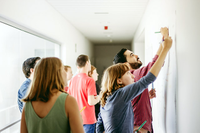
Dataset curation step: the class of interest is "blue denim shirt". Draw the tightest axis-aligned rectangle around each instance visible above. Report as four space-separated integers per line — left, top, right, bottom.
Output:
18 78 31 113
96 72 156 133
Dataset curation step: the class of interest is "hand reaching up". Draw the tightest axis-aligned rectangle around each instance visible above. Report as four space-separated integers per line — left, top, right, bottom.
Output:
162 36 173 50
160 27 169 39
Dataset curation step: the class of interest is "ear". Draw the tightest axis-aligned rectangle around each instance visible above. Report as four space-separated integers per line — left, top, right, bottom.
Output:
117 78 123 85
30 68 34 73
85 61 89 66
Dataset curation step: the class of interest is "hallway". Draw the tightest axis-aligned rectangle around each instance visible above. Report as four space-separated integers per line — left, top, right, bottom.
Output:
0 0 200 133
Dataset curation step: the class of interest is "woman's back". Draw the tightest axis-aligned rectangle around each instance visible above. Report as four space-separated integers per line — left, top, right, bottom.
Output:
25 92 71 133
20 57 84 133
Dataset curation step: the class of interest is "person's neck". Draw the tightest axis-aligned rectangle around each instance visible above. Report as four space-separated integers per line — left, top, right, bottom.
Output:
128 64 135 71
66 80 70 87
28 75 33 80
125 62 136 71
130 68 135 71
79 67 88 75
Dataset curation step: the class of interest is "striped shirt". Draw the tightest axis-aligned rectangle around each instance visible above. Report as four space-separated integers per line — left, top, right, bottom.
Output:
17 78 31 113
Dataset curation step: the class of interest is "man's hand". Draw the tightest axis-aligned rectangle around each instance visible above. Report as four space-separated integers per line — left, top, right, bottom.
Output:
88 95 100 105
94 95 100 101
160 27 169 38
149 88 156 99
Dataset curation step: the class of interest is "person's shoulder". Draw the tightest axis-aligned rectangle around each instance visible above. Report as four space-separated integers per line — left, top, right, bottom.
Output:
61 92 69 96
72 74 79 79
23 78 31 84
86 76 95 82
65 95 77 105
74 73 87 78
105 89 123 104
80 73 93 80
111 88 123 97
19 79 31 91
70 74 79 82
86 75 93 80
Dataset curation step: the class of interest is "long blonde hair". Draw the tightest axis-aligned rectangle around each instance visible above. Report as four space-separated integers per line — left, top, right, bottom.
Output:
100 63 129 107
23 57 65 102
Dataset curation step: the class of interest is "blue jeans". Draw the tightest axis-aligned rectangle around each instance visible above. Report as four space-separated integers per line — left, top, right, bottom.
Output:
83 124 95 133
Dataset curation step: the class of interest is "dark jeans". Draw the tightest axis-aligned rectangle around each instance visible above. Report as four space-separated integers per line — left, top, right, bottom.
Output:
83 124 95 133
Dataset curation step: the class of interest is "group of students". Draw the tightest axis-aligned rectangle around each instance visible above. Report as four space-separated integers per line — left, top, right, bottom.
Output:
17 27 172 133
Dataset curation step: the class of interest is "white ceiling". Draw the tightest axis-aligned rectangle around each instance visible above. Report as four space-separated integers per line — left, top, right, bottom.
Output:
46 0 149 44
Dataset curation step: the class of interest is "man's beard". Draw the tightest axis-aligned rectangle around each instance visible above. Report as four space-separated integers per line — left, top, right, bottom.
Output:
129 62 142 69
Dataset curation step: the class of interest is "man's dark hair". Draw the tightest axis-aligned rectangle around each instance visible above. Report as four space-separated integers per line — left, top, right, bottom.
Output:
113 48 127 64
22 57 41 78
76 55 89 68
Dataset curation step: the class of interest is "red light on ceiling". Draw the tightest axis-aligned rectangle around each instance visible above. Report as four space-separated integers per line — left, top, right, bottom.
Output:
104 26 108 30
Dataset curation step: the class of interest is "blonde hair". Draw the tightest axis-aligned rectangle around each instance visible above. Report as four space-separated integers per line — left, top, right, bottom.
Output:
88 65 96 77
100 63 129 107
64 65 71 72
23 57 65 102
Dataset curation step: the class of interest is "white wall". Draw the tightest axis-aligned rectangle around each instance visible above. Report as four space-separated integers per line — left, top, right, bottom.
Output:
0 0 93 73
0 22 61 132
133 0 200 132
0 0 93 132
176 0 200 133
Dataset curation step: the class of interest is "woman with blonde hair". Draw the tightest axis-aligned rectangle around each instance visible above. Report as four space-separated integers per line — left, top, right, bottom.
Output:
20 57 84 133
96 36 172 132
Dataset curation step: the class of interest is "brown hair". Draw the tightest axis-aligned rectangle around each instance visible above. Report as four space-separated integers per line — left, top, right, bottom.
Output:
76 55 89 68
23 57 65 102
22 57 41 78
64 65 71 72
88 65 96 77
100 63 129 107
